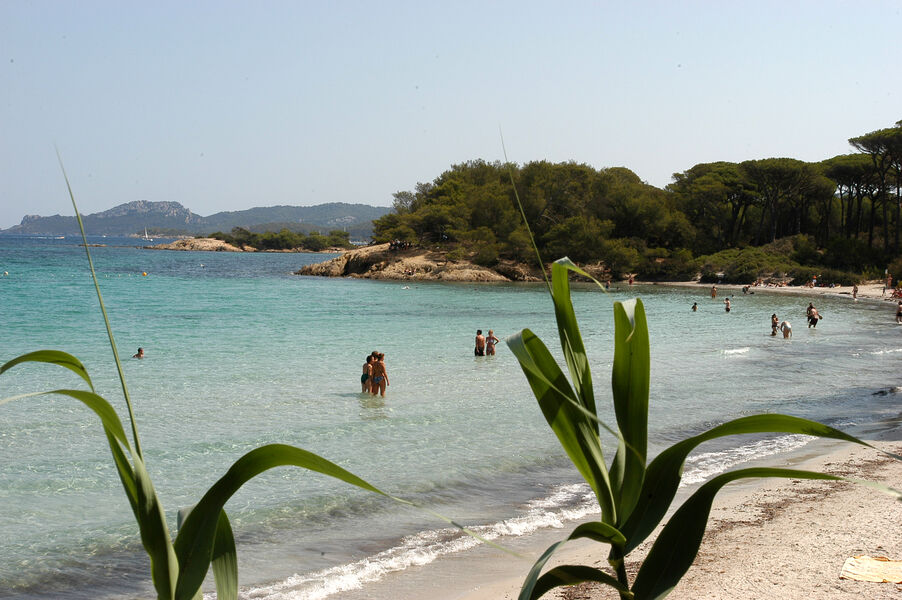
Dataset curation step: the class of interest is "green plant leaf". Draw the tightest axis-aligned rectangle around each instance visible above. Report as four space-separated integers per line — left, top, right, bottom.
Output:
550 259 596 419
173 444 393 600
520 521 626 600
608 299 649 525
619 414 872 554
211 511 238 600
506 329 616 522
132 455 179 600
632 467 902 600
524 565 632 600
1 350 95 392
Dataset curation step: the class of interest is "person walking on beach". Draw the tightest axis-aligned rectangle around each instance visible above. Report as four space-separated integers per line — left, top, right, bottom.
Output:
361 355 373 393
370 353 389 397
711 285 717 299
780 320 792 338
771 314 779 336
853 284 859 300
475 330 486 356
724 298 731 312
486 330 500 355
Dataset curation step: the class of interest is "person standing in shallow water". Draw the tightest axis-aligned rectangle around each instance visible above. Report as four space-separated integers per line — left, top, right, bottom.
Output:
692 302 698 312
724 298 731 312
780 320 792 338
711 285 717 299
370 353 388 397
475 330 486 356
361 355 373 393
486 330 500 355
771 314 779 336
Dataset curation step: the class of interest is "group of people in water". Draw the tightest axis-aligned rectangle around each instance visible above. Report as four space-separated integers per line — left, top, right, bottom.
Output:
475 329 500 356
361 351 389 397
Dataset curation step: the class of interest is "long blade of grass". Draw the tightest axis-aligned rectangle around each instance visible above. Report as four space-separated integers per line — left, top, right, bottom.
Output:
1 350 95 392
608 299 649 524
506 329 616 522
56 152 144 458
519 521 626 600
499 129 551 291
619 414 879 554
631 467 902 600
525 565 633 600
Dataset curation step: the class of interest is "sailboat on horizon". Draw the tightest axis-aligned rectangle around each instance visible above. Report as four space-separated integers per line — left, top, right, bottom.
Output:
142 228 153 242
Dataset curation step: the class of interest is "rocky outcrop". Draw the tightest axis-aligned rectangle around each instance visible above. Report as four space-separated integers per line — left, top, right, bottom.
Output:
296 244 544 282
145 238 245 252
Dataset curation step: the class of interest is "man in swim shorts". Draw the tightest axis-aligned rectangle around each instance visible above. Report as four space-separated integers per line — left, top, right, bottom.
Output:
475 330 486 356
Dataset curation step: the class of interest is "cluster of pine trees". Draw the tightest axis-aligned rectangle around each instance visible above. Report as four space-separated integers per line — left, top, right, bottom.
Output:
373 120 902 283
209 227 353 251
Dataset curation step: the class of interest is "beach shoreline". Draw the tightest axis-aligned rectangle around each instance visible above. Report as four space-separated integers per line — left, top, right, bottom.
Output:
429 433 902 600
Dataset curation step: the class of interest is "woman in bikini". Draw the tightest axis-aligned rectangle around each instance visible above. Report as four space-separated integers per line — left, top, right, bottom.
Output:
370 353 389 397
486 330 500 355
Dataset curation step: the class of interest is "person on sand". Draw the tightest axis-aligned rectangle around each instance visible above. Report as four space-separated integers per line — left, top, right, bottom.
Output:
475 330 486 356
361 355 373 393
724 298 731 313
711 285 717 299
370 353 389 397
486 330 500 355
628 275 634 285
853 284 859 300
692 302 698 312
132 347 144 359
780 320 792 338
771 314 779 336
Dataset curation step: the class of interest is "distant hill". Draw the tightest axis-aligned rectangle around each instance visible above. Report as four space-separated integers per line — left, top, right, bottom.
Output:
1 201 392 239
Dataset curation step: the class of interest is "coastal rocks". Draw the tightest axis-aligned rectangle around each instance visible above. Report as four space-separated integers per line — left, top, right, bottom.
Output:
146 238 245 252
296 243 519 282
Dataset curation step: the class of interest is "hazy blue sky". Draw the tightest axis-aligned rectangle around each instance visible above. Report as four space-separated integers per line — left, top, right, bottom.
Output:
1 1 899 229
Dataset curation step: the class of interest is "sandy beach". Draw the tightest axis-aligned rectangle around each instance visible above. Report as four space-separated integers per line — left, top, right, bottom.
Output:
451 436 902 600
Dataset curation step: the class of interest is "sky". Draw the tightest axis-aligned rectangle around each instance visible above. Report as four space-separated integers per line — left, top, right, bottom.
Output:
1 1 900 229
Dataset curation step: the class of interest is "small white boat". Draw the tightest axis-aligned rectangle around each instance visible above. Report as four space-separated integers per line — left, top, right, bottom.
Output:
142 228 154 242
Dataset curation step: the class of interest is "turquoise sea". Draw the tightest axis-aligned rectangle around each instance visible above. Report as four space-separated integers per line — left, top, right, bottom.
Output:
1 235 900 599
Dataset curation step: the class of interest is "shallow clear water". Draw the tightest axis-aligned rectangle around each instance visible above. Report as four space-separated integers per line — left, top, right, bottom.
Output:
0 236 900 599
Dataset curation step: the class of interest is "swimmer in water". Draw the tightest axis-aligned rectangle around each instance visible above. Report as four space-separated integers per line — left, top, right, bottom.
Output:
724 298 731 312
897 301 902 324
780 320 792 338
132 347 144 359
692 302 698 312
771 314 779 336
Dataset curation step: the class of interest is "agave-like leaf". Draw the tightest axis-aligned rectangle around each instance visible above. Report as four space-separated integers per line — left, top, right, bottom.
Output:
519 521 626 600
173 444 395 600
525 565 633 600
132 454 179 599
1 350 95 392
632 467 902 600
619 414 876 554
211 511 238 600
549 259 597 419
608 299 649 525
507 329 616 522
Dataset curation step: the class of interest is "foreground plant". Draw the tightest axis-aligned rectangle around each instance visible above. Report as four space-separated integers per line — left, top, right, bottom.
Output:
507 258 901 600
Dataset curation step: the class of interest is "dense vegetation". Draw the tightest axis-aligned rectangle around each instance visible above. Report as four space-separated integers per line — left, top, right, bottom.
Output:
373 120 902 283
209 227 353 251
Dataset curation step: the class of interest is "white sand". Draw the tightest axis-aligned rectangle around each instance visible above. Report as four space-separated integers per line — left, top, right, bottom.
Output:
450 437 902 600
